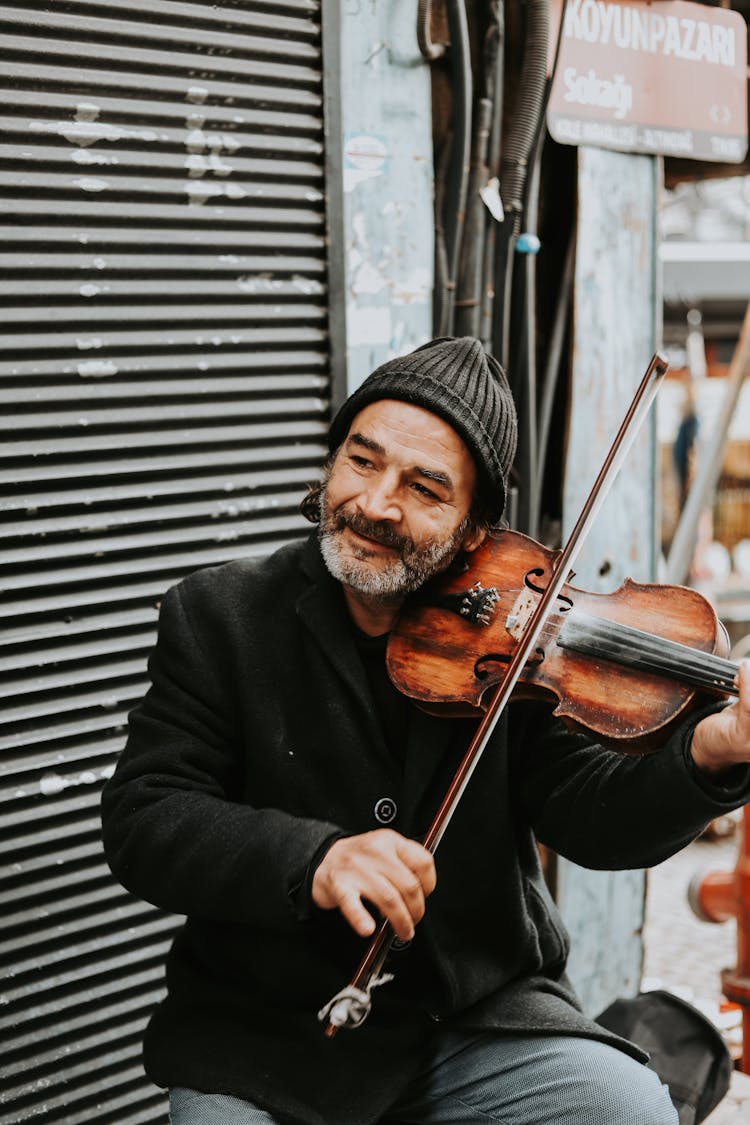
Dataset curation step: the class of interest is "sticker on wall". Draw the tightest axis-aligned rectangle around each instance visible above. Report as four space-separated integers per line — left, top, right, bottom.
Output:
343 132 389 192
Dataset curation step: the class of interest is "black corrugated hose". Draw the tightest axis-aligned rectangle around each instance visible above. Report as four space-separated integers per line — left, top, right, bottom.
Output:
494 0 551 375
479 0 505 352
508 0 570 536
422 0 570 534
422 0 472 336
455 95 493 339
455 0 507 341
440 0 473 336
532 227 576 536
417 0 447 60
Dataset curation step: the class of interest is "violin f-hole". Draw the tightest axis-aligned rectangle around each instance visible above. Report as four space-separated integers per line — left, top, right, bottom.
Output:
524 568 574 613
524 567 545 594
474 649 545 682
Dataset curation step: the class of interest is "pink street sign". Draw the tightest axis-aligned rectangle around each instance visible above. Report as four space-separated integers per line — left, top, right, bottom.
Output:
547 0 748 162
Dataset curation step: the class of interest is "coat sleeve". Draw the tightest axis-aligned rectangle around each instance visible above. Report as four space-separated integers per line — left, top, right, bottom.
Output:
100 578 344 929
509 699 750 870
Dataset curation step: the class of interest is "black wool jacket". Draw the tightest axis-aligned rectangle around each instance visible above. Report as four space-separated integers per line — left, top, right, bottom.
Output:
101 534 749 1125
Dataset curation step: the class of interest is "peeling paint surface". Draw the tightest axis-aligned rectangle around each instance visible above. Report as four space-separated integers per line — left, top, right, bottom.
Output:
77 360 118 378
340 3 433 387
73 177 109 192
184 180 247 203
557 146 659 1019
564 148 658 589
71 149 119 166
39 767 110 797
186 85 209 105
184 152 233 177
29 102 160 147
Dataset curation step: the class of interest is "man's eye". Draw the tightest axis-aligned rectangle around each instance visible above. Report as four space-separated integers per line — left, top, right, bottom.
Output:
412 482 440 501
351 455 372 468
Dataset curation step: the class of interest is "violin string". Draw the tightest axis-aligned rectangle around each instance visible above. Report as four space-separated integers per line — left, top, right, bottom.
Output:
554 609 739 695
561 613 739 691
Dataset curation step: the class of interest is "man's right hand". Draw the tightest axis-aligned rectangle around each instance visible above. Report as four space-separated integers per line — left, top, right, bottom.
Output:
311 829 437 941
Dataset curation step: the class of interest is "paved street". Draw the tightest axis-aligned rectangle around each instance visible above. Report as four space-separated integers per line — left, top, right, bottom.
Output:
643 826 750 1121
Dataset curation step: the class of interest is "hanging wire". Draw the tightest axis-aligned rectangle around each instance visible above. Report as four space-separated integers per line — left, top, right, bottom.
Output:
417 0 447 60
479 0 506 351
439 0 473 335
496 0 571 535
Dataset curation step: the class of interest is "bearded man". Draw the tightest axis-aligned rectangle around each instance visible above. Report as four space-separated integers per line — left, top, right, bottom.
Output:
101 337 750 1125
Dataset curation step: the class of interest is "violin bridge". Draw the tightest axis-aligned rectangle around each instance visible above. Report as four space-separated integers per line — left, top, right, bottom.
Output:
505 590 538 640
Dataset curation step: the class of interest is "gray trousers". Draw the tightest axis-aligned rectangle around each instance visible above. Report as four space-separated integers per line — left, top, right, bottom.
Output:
169 1028 678 1125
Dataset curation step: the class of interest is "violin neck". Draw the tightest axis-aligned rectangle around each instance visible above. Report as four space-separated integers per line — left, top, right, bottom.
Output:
558 611 739 698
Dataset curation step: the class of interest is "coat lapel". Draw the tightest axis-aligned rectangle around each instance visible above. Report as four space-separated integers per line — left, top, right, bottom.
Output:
296 535 390 765
296 534 462 809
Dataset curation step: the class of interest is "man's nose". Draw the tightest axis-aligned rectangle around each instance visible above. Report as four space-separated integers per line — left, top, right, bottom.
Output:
356 475 401 523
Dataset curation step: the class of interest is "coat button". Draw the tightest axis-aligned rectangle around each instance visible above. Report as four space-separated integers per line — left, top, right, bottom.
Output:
374 797 397 824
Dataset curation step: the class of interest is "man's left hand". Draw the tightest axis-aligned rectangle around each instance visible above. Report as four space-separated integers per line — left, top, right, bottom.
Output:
690 659 750 775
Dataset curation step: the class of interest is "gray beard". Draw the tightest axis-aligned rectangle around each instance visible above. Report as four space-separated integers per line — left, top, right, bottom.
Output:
318 493 471 600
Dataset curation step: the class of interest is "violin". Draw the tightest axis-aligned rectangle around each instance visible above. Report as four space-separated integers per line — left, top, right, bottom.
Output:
387 528 739 754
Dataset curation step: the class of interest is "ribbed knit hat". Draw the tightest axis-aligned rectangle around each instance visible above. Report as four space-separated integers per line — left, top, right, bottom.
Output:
328 336 517 523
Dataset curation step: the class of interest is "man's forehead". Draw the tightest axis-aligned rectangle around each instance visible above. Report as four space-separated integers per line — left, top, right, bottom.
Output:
345 398 465 451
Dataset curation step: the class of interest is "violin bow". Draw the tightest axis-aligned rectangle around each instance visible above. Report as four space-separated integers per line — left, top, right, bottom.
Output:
318 352 670 1037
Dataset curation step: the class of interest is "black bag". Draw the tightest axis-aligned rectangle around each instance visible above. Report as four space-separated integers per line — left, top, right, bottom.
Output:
597 989 733 1124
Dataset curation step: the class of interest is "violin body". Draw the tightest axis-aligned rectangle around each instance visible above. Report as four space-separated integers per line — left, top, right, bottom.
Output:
387 530 732 753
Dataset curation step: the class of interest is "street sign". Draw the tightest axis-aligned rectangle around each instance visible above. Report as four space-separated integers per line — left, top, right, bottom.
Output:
547 0 748 162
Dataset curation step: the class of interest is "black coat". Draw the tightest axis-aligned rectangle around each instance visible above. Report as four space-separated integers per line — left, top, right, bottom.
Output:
101 534 749 1124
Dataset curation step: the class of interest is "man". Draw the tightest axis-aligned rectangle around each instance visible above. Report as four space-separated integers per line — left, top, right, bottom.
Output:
101 337 750 1125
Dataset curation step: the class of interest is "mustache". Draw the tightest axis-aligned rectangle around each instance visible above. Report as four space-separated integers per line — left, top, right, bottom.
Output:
328 508 415 554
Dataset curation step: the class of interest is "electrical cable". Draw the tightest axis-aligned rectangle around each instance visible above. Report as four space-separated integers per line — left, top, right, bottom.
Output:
493 0 550 371
440 0 473 335
480 0 506 351
417 0 447 60
455 96 493 338
533 227 576 537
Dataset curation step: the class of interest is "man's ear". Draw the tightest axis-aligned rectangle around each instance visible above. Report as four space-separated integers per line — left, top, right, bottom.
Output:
461 525 488 554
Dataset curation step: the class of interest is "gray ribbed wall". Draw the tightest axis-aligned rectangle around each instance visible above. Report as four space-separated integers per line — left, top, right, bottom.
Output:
0 1 330 1119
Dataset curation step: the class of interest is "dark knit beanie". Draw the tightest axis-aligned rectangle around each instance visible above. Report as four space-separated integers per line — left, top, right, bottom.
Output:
328 336 517 523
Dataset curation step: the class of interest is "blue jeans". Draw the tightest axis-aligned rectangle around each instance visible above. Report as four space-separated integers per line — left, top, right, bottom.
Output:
169 1028 678 1124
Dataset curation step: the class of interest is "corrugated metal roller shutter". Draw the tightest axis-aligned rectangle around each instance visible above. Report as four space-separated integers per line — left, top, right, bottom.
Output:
1 1 330 1120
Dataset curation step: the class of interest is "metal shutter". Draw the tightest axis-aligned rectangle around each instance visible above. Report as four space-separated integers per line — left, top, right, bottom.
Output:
1 1 330 1120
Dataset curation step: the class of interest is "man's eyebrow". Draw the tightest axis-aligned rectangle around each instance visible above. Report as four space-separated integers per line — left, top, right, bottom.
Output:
347 432 384 455
416 466 454 493
347 431 455 493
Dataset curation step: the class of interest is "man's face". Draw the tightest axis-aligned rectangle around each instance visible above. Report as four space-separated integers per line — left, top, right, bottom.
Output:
318 399 485 600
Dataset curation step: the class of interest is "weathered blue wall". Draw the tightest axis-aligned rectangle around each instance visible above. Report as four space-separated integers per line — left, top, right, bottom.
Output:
337 1 434 390
557 146 660 1015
